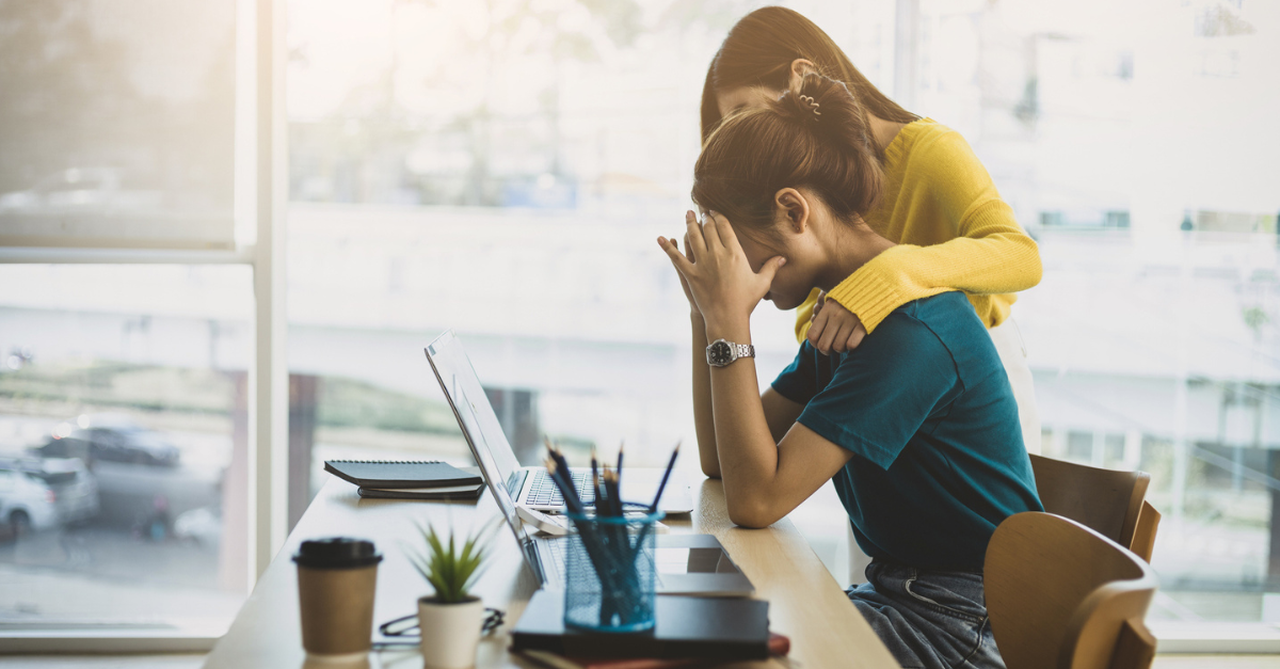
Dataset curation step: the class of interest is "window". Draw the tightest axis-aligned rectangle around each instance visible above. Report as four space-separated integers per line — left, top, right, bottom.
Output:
280 1 1280 645
0 0 272 649
0 265 252 633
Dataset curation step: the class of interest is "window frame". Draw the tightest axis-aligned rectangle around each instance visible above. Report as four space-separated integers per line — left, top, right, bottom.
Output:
0 0 287 652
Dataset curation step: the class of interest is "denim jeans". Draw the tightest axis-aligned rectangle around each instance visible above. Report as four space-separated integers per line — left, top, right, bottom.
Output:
846 561 1005 669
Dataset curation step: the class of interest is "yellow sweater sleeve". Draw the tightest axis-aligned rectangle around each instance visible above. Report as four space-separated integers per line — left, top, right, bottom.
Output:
802 129 1042 338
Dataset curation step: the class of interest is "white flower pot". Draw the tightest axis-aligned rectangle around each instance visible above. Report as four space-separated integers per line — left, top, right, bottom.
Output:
417 596 485 669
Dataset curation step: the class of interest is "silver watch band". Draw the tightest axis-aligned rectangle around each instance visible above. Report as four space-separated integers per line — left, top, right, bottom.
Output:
706 338 756 367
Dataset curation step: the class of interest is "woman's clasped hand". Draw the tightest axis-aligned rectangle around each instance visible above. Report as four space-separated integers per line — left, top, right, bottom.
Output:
658 210 785 330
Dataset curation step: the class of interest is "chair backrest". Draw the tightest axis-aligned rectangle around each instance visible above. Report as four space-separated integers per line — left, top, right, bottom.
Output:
986 512 1159 669
1030 454 1151 551
1129 501 1161 563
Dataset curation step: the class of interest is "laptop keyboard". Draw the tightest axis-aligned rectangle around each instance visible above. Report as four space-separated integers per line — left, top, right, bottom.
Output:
526 469 595 508
545 536 569 577
542 532 664 587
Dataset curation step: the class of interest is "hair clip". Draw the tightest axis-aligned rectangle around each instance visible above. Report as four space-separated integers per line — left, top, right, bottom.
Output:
798 94 821 118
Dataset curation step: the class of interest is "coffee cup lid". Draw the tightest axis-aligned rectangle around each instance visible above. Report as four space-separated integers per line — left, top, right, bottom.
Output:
293 537 383 569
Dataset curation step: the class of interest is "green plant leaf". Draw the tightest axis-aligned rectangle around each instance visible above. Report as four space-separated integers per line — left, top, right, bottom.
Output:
407 517 499 603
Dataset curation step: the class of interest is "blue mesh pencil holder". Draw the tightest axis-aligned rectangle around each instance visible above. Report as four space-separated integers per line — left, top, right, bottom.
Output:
562 508 664 633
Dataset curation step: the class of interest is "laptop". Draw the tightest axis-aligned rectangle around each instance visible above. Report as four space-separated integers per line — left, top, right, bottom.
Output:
425 330 692 514
425 330 755 597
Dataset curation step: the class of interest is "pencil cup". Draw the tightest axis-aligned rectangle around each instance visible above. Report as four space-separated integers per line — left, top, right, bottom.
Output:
562 509 663 633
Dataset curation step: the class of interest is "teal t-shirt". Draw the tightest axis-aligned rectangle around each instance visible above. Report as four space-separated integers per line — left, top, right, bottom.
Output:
772 291 1042 571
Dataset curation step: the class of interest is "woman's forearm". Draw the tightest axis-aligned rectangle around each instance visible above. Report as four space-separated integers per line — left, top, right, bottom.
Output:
690 314 720 478
704 318 782 527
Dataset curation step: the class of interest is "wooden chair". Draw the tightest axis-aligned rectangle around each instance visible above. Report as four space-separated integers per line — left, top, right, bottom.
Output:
985 512 1159 669
1130 501 1161 563
1030 454 1152 557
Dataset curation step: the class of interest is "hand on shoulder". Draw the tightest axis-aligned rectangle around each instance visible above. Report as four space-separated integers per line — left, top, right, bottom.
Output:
807 291 867 355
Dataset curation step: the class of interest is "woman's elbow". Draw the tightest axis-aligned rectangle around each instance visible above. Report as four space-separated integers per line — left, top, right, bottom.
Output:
726 499 776 529
700 461 722 479
1018 236 1043 289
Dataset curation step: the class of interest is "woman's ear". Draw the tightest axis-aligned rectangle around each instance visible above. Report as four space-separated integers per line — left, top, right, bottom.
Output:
788 58 817 89
774 188 810 233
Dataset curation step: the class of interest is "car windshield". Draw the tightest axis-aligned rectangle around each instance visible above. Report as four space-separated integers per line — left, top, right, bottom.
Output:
33 471 77 485
128 431 166 448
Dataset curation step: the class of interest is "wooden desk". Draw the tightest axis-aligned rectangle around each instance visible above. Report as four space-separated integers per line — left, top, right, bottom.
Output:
203 477 900 669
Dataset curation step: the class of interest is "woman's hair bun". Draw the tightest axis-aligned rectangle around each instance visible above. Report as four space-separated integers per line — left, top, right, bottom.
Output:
692 72 884 236
779 73 875 154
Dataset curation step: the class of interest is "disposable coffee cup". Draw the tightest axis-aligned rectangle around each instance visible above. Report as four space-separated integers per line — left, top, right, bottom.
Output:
293 537 383 661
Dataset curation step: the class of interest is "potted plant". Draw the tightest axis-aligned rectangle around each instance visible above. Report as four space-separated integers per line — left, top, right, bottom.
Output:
408 519 498 669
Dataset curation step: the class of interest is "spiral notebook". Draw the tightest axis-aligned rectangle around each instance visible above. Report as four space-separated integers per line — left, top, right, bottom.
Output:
323 459 483 489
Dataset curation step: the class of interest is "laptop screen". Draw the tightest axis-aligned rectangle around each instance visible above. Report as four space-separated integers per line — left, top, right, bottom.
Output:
425 330 531 545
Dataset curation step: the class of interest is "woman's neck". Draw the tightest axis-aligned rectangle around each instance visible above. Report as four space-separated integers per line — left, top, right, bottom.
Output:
866 112 909 154
817 224 896 292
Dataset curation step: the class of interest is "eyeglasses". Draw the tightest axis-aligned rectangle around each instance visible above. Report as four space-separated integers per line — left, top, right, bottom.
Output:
372 608 506 650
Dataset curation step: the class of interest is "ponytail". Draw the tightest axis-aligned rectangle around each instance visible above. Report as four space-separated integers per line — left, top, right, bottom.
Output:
692 73 884 237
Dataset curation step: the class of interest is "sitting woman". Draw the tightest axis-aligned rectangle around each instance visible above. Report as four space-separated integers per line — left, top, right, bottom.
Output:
701 6 1044 454
658 73 1042 669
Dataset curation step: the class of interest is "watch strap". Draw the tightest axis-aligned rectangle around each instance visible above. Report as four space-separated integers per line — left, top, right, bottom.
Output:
706 339 755 367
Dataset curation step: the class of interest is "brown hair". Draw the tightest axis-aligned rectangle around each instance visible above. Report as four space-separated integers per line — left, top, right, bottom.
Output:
700 6 915 144
692 73 883 237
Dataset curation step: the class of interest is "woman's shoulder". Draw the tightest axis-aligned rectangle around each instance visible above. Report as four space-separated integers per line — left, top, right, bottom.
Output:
887 119 992 192
890 119 978 168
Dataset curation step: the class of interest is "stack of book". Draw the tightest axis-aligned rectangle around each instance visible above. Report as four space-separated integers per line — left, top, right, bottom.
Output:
517 633 791 669
511 590 789 669
324 459 484 500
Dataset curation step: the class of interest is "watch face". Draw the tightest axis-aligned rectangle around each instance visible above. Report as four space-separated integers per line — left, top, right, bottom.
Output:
708 341 733 366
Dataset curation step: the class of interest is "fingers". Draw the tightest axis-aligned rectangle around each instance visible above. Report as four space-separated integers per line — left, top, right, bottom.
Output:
756 255 786 283
845 324 867 351
807 307 829 351
814 314 843 355
700 210 724 249
684 210 708 258
657 236 694 275
708 210 741 253
828 318 856 354
682 232 695 263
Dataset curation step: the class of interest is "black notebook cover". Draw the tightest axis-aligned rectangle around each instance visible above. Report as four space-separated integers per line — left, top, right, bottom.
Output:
323 460 482 489
357 483 484 500
511 590 770 660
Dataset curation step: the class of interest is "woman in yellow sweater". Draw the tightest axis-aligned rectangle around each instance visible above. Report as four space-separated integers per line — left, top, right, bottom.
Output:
701 7 1043 453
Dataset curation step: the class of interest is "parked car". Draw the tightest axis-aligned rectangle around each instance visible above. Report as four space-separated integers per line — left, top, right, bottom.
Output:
0 457 99 525
35 414 180 467
173 504 221 547
0 469 59 538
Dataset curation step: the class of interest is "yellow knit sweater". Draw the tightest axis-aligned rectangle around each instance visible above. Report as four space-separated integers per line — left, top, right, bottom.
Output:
795 118 1042 340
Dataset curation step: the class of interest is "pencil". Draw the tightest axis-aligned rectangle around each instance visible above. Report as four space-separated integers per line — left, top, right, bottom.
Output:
604 468 621 517
647 442 680 514
545 438 579 502
545 457 584 515
591 447 603 511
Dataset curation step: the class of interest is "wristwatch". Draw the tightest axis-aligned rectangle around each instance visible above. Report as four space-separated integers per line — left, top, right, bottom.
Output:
706 338 755 367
